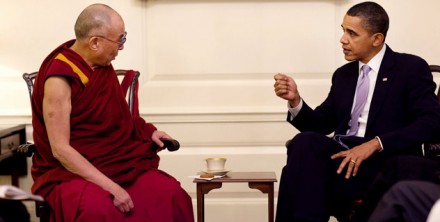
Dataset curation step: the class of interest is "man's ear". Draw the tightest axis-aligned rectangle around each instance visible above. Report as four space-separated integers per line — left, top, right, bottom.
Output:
89 37 99 50
372 33 385 47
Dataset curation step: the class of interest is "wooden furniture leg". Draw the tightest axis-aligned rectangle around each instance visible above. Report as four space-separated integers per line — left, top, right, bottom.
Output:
197 182 222 222
249 182 275 222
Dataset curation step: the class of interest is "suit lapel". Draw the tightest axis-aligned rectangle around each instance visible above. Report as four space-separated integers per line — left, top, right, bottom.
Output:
366 46 397 132
345 63 360 111
335 62 360 135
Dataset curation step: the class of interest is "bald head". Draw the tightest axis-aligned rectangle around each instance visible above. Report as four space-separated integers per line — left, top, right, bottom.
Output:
74 4 123 40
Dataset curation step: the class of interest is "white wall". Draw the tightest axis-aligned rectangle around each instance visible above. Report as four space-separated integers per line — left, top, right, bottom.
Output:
1 0 440 221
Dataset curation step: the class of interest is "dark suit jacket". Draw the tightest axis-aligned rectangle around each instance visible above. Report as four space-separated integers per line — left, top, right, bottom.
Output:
289 45 440 155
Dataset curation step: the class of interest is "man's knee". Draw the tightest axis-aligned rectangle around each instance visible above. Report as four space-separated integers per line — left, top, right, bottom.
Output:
159 177 188 199
387 181 437 200
136 170 188 200
388 181 419 195
80 202 118 219
76 183 120 220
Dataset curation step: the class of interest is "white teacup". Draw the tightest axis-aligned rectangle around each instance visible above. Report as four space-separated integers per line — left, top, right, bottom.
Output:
205 157 226 171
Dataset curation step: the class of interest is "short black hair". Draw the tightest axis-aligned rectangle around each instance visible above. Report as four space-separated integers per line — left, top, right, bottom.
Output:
347 1 389 38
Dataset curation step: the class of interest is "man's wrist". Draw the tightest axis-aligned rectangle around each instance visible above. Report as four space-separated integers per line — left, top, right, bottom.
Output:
289 97 301 108
287 99 303 120
375 136 384 152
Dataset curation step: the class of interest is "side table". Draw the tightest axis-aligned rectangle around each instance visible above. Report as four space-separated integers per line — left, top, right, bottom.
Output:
193 171 277 222
0 124 27 187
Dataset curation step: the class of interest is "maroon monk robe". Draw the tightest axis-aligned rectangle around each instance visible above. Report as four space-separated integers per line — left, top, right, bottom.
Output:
31 40 194 222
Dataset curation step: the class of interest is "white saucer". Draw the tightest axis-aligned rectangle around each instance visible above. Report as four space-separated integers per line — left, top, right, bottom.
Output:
202 169 230 176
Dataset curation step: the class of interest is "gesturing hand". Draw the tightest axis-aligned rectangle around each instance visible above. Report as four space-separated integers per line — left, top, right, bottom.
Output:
331 138 381 179
273 73 301 107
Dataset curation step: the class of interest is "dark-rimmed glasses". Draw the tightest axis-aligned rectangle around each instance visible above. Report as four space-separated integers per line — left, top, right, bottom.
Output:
94 31 127 50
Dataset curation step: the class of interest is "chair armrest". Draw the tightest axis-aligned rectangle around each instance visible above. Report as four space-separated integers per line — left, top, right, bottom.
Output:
153 139 180 152
14 142 36 157
0 142 35 162
424 142 440 159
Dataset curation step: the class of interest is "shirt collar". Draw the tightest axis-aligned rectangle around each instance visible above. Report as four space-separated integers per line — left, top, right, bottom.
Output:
359 44 387 74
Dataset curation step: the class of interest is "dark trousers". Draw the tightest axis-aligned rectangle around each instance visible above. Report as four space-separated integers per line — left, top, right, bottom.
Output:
368 181 440 222
275 132 382 222
352 155 440 222
0 199 30 222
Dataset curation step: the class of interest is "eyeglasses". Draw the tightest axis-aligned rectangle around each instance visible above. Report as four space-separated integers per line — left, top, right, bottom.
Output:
94 31 127 50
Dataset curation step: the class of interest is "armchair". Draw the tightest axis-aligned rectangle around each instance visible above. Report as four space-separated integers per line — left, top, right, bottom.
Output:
282 65 440 222
423 65 440 158
18 70 179 222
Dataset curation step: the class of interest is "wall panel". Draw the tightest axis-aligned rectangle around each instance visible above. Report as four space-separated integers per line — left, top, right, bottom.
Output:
0 1 439 221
